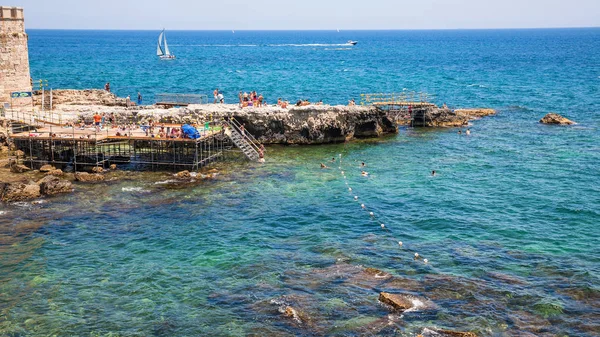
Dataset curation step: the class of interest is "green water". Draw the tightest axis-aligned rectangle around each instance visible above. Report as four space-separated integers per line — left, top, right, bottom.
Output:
1 111 599 336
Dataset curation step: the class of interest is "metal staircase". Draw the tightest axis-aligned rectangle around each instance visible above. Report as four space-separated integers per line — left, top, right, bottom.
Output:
224 118 261 161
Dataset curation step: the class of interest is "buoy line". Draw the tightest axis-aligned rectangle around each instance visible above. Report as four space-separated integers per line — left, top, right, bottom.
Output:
334 150 430 266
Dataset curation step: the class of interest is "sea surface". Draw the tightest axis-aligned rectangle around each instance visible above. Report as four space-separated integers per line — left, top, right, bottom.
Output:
1 29 600 336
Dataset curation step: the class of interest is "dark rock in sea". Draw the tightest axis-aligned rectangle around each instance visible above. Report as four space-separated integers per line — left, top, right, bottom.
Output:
37 175 72 196
39 164 55 173
74 172 105 182
539 113 575 125
421 327 478 337
378 292 415 311
0 181 41 202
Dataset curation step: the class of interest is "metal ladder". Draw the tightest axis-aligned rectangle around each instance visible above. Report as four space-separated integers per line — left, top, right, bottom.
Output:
224 118 261 161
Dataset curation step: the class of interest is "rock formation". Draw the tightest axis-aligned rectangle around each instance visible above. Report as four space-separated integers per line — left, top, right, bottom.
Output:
74 172 105 182
378 292 416 311
37 175 72 195
39 164 55 172
33 89 129 107
540 113 575 125
0 181 40 202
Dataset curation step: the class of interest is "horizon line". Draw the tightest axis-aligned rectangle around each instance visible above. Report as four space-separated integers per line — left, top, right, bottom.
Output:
24 26 600 32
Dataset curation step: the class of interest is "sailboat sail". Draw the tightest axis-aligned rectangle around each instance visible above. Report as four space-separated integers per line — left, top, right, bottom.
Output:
157 29 175 59
157 31 164 56
163 31 170 56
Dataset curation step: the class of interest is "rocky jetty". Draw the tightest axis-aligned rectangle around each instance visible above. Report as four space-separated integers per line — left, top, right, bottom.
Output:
540 113 575 125
33 89 130 107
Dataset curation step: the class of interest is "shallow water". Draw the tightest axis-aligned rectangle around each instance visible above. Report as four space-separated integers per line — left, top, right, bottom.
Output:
1 29 600 336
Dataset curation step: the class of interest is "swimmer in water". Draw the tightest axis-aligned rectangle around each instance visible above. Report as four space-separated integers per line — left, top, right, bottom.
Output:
458 130 462 135
431 170 436 176
466 129 471 135
361 171 369 176
361 162 366 168
331 157 336 162
321 163 328 169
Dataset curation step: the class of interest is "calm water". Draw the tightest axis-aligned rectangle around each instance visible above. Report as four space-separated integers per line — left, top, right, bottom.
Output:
1 29 599 336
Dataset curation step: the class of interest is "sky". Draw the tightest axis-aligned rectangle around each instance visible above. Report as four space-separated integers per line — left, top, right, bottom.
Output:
3 0 600 30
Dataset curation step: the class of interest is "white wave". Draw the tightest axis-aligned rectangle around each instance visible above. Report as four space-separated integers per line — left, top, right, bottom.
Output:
403 298 426 313
268 43 351 47
121 187 150 193
467 84 488 88
154 179 179 185
171 44 258 47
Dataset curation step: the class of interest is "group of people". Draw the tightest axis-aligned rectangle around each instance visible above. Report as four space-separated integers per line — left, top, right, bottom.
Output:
238 91 264 107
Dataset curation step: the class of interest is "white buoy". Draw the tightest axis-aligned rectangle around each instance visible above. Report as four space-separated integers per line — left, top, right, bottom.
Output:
398 241 403 246
354 196 358 200
424 259 429 264
369 212 374 216
361 204 365 209
381 224 385 229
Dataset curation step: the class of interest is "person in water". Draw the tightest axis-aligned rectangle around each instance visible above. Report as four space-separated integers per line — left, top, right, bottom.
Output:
331 157 336 162
361 162 366 168
466 129 471 135
361 171 369 176
431 170 436 176
320 163 328 169
458 130 462 135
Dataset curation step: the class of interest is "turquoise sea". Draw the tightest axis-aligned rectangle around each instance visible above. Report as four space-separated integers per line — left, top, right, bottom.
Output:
1 29 600 336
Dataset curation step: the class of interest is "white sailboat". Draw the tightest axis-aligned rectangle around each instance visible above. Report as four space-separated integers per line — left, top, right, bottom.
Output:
157 29 175 60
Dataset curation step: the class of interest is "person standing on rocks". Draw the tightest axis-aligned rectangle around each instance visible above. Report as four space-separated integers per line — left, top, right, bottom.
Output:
93 113 102 132
137 92 142 105
104 82 110 92
213 88 219 104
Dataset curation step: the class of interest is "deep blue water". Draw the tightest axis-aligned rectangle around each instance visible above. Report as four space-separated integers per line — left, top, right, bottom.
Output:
1 29 599 336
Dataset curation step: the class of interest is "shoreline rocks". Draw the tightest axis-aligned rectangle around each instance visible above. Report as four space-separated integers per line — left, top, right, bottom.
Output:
37 175 73 196
540 113 575 125
74 172 105 182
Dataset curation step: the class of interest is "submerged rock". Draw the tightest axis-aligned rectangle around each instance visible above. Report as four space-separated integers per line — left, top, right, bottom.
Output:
539 113 575 125
0 182 41 202
74 172 105 182
37 175 73 196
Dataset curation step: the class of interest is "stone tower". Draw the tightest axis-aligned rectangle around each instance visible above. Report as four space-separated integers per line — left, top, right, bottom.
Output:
0 6 32 106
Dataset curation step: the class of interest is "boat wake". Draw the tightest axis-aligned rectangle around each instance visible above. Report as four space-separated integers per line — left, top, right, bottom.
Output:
175 43 354 48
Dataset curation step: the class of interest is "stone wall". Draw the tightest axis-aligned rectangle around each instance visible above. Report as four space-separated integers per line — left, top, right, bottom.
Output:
0 7 32 106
